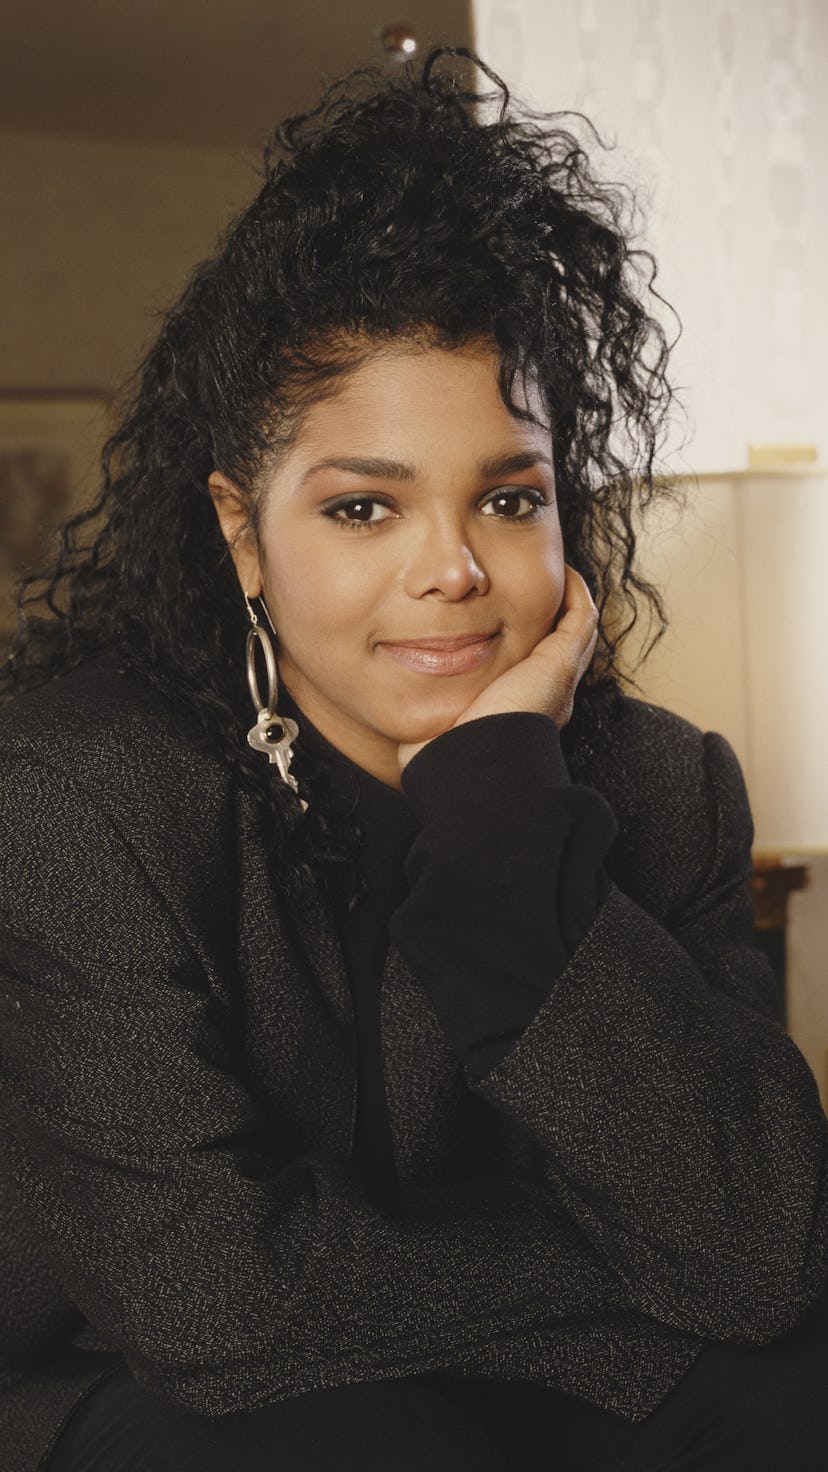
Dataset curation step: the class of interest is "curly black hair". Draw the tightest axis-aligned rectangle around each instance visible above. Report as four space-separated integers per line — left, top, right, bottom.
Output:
2 47 681 908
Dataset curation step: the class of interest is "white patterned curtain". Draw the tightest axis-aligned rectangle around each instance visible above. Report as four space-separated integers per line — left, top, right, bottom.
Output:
471 0 827 475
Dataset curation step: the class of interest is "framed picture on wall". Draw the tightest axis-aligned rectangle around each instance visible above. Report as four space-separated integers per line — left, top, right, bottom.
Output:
0 392 112 656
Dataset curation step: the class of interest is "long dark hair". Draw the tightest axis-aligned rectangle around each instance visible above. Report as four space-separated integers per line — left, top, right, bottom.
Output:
1 48 681 903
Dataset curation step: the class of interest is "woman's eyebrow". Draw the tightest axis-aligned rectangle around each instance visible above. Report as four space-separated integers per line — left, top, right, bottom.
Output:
298 450 553 487
478 451 554 478
298 456 417 486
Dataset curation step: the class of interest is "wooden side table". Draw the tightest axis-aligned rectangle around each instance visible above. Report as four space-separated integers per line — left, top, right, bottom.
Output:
748 858 809 1028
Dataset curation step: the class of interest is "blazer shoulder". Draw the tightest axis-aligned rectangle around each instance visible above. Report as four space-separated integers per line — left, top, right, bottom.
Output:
0 659 240 910
0 660 245 972
0 656 229 804
590 692 750 918
585 692 709 806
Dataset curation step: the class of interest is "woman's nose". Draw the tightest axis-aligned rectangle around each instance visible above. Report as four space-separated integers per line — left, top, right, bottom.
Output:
401 518 490 600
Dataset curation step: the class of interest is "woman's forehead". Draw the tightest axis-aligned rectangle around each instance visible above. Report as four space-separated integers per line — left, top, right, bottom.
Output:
252 337 553 498
288 339 550 440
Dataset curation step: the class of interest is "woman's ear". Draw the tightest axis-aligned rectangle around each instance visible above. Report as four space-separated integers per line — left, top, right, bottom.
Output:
208 471 263 599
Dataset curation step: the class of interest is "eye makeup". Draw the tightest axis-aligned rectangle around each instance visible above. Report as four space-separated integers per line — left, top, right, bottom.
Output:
321 486 551 532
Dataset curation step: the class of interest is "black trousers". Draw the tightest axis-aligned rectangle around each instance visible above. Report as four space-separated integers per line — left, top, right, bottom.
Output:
45 1284 828 1472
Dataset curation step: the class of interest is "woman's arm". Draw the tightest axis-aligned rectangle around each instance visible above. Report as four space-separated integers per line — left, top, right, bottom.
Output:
391 710 618 1078
0 750 657 1417
391 713 828 1344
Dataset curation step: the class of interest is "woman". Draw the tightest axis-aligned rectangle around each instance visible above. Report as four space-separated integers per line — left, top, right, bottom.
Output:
1 47 827 1472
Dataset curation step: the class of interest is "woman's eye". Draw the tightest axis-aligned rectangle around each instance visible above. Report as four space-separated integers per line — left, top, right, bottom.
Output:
480 488 547 519
323 487 547 530
324 498 395 530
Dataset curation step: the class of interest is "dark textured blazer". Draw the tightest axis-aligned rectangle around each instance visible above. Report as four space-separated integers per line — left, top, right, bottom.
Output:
1 657 827 1472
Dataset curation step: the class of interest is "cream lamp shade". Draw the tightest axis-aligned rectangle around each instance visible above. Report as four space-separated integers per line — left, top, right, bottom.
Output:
624 470 828 860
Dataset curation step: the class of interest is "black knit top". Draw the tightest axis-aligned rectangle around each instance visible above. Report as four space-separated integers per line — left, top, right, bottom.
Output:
281 695 618 1192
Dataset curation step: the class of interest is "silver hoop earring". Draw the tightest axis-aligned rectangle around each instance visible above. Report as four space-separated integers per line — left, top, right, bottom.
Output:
244 594 307 813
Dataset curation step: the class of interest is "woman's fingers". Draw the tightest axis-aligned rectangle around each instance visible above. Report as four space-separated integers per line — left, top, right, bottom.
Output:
550 564 600 654
535 565 600 716
486 564 597 727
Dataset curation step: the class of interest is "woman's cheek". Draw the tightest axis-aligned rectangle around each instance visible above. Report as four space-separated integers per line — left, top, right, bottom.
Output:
525 567 567 643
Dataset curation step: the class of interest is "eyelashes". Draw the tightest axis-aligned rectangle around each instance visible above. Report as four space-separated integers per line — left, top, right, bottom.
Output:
323 497 395 530
321 487 551 533
482 489 549 521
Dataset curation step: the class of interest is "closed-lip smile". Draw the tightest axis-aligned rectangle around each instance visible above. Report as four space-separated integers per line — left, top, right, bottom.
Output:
381 633 496 650
377 632 499 676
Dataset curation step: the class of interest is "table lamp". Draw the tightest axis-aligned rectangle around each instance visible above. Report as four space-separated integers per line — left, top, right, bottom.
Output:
621 461 827 1024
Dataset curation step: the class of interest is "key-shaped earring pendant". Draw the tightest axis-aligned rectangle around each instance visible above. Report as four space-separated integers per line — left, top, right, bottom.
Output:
247 710 299 774
247 711 308 811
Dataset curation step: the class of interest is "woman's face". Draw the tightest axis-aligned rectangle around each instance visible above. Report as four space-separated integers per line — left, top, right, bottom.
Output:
211 340 565 788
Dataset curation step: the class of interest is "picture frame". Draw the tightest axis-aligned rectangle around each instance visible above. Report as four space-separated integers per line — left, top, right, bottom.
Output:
0 391 112 654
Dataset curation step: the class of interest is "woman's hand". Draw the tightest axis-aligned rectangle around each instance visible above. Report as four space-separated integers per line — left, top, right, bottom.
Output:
397 565 599 774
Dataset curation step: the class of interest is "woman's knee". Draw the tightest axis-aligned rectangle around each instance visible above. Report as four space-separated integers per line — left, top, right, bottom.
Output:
227 1377 509 1472
680 1293 828 1471
704 1376 828 1471
47 1368 509 1472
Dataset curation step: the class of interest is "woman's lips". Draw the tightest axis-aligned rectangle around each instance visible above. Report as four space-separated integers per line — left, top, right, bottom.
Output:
379 634 498 675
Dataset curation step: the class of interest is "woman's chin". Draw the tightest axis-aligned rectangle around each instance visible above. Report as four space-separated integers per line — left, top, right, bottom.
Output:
390 699 480 747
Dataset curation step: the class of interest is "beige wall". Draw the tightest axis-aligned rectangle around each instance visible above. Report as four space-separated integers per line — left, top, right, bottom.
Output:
0 127 259 393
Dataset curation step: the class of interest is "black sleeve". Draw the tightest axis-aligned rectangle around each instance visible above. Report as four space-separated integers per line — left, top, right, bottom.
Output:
393 712 619 1080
